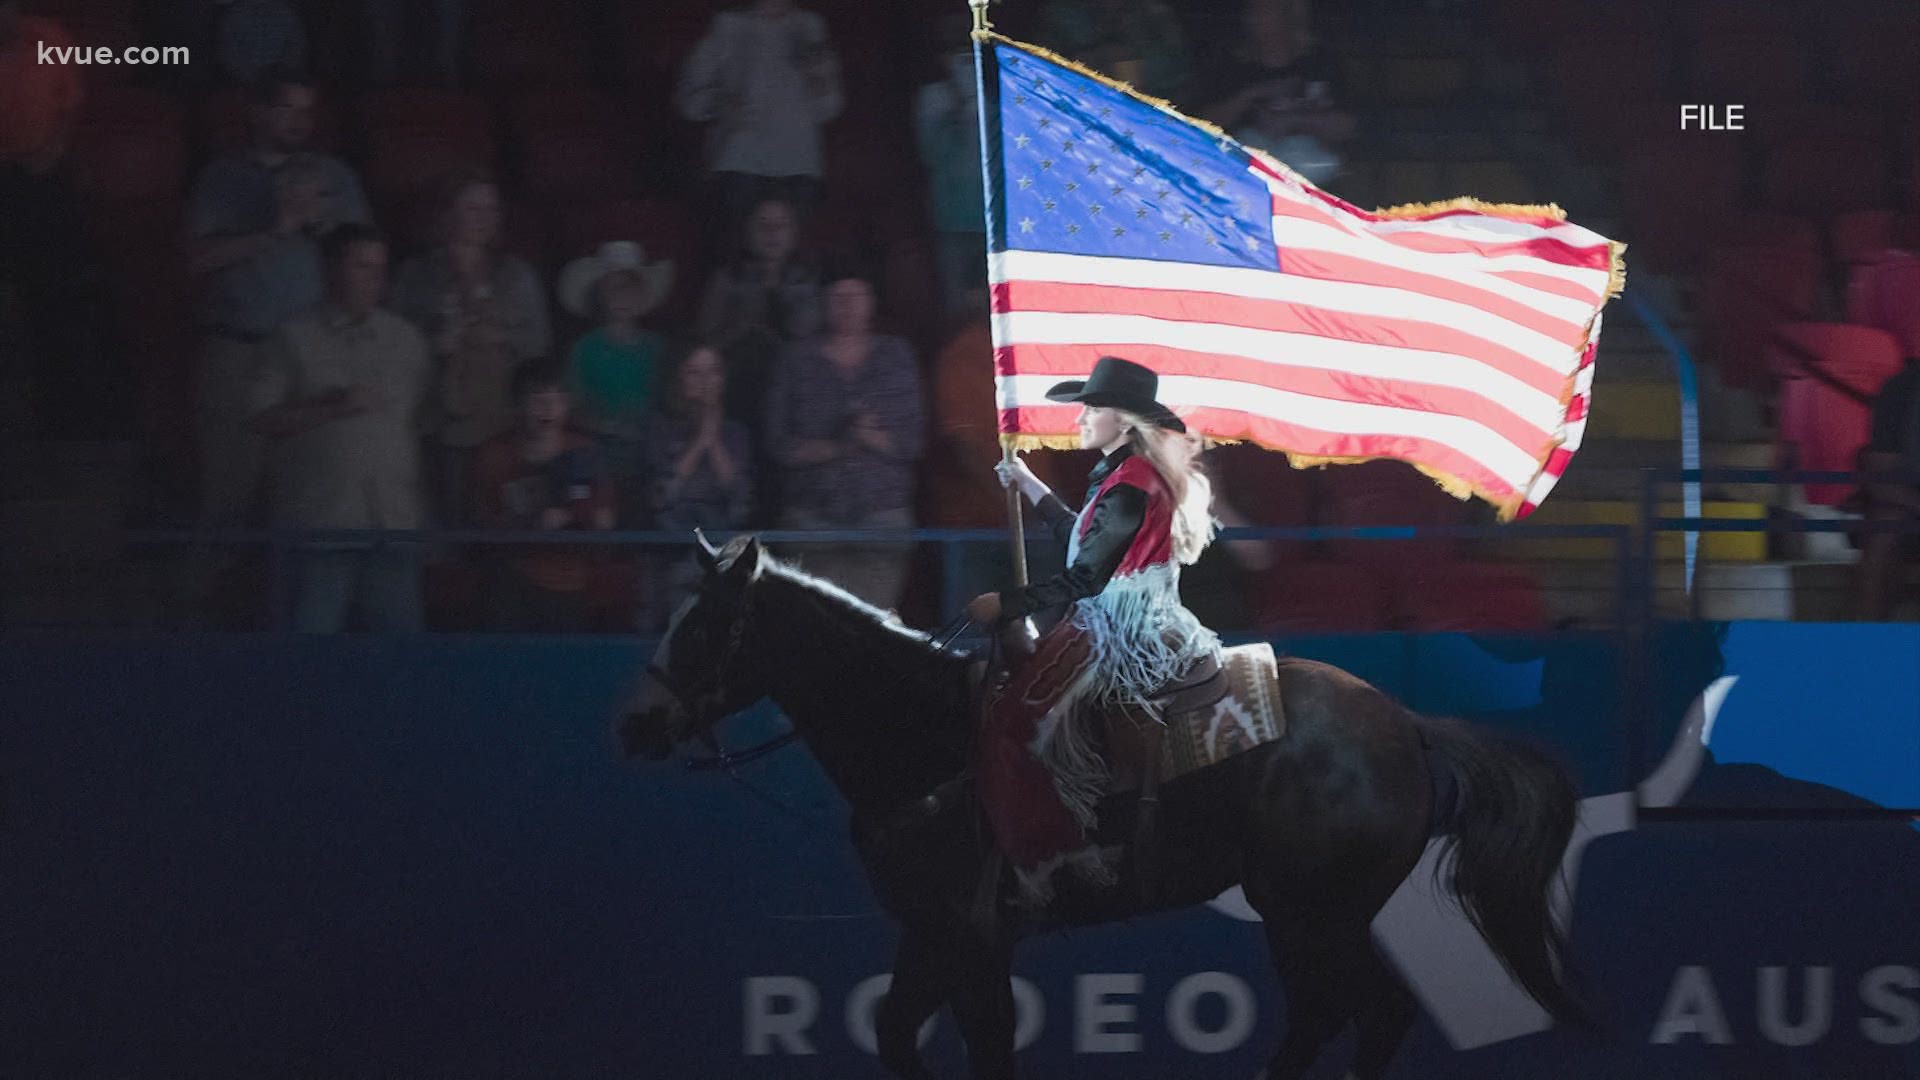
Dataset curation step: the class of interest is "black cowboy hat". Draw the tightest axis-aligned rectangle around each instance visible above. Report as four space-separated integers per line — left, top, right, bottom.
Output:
1044 356 1186 433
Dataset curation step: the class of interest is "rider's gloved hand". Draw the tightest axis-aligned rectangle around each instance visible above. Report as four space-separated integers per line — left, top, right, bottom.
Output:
994 456 1051 505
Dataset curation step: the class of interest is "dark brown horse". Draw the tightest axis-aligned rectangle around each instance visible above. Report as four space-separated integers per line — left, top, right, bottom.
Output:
617 534 1588 1079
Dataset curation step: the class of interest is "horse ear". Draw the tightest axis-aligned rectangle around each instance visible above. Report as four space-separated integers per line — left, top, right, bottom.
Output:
693 529 719 573
723 535 764 584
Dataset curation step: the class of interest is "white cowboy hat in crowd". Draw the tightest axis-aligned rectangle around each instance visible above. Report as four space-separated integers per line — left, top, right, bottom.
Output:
557 240 676 319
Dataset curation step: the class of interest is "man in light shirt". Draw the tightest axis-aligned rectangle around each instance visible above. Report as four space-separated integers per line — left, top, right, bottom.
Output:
250 223 430 633
675 0 843 232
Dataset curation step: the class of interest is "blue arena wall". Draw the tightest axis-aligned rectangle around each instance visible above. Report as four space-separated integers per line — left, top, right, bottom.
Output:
2 624 1917 1078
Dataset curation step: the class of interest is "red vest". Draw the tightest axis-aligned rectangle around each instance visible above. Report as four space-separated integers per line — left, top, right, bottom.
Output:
1077 454 1176 579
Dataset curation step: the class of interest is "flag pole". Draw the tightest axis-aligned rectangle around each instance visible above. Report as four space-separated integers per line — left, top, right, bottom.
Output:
968 0 1027 588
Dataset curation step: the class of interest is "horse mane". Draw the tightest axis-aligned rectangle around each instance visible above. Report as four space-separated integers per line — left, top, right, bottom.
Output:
758 555 975 718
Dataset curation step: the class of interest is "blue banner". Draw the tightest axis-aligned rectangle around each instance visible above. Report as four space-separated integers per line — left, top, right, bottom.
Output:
1 626 1915 1077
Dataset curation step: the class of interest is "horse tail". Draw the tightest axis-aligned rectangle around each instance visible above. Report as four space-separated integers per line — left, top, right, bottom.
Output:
1417 714 1591 1029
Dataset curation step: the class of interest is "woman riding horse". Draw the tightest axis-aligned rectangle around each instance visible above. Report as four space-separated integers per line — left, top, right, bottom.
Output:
963 356 1220 905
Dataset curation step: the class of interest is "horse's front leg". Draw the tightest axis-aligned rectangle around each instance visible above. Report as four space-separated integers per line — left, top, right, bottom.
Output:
948 937 1019 1080
878 929 957 1080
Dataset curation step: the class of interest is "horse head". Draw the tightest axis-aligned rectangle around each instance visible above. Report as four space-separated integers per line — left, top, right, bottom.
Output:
615 530 772 760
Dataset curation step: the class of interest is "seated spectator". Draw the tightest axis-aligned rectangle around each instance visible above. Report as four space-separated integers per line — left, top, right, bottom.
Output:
696 196 821 426
557 240 674 510
1204 0 1352 185
1039 0 1193 101
1858 354 1920 620
248 224 429 634
915 16 988 321
644 343 754 629
391 166 551 525
471 358 617 634
185 68 371 609
675 0 843 231
213 0 309 85
764 258 924 610
0 0 107 439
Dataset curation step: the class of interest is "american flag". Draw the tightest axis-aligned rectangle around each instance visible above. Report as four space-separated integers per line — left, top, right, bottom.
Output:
977 38 1624 519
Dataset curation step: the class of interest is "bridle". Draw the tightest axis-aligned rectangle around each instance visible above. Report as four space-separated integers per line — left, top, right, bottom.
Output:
646 594 977 774
643 585 784 771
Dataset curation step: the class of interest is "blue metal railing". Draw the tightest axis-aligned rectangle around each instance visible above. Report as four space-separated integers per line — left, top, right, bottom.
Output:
129 522 1639 633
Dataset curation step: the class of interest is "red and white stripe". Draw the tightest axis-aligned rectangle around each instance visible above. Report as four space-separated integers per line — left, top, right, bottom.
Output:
991 162 1619 518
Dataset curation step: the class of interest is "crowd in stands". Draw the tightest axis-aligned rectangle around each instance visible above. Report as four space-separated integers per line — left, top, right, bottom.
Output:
3 0 1914 629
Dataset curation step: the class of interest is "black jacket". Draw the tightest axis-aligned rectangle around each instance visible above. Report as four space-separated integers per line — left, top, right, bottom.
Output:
998 444 1149 621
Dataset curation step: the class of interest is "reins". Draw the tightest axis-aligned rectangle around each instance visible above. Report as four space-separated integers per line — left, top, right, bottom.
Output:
669 600 979 831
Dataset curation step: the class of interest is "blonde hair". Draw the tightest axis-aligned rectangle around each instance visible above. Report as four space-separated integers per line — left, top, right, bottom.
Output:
1119 412 1215 565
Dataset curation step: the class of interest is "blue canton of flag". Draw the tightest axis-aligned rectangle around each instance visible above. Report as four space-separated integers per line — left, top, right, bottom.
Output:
990 44 1276 270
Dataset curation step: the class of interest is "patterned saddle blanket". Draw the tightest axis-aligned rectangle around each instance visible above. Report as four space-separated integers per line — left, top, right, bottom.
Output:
1098 642 1287 792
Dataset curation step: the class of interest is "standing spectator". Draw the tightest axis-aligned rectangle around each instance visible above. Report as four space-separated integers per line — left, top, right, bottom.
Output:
645 343 755 628
361 0 465 86
696 196 821 424
764 260 924 610
1858 355 1920 620
675 0 842 232
557 240 675 509
0 0 106 438
185 68 370 603
213 0 308 85
471 358 617 633
1204 0 1352 184
1039 0 1192 101
248 224 429 634
390 167 551 525
915 16 987 321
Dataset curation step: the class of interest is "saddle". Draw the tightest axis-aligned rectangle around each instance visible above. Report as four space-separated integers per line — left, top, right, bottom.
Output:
972 622 1287 908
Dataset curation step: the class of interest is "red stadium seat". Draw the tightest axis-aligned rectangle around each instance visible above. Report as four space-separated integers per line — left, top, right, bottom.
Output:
1568 99 1687 159
354 88 494 158
1618 138 1744 270
1549 31 1672 106
66 87 187 207
518 128 634 201
468 3 591 86
1394 561 1548 632
1689 33 1807 103
1761 137 1889 217
1846 255 1920 357
1828 18 1920 103
503 87 619 143
610 2 711 95
1684 0 1803 38
1251 561 1393 634
1716 215 1819 263
1830 211 1910 268
1768 324 1905 506
1489 0 1667 49
1699 241 1822 387
47 0 139 81
1764 322 1900 395
1741 105 1885 153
